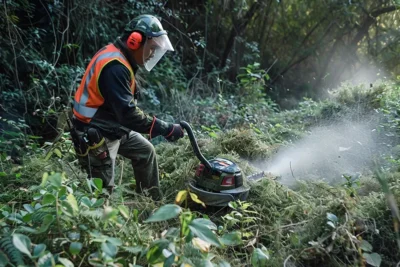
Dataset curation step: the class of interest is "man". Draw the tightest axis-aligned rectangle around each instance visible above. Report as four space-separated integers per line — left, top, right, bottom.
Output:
71 15 184 200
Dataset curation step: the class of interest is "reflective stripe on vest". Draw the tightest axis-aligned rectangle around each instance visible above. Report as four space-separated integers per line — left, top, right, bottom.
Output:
73 44 135 123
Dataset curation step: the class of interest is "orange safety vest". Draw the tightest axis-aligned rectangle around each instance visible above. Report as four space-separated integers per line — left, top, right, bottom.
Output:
73 44 135 123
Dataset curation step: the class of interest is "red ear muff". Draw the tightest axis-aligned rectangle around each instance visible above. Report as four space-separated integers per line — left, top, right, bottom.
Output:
127 31 143 50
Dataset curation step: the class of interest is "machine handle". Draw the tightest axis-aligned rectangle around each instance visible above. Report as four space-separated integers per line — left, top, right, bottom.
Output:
180 121 212 170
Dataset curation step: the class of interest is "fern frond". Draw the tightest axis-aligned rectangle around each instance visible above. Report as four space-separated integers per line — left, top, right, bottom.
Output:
0 236 25 265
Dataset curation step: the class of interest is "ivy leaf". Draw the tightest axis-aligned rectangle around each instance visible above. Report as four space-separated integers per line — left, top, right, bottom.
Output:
360 240 373 252
363 253 382 267
145 204 182 223
12 234 32 257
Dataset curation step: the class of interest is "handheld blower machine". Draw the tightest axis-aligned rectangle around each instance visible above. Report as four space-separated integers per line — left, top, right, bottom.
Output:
180 121 265 207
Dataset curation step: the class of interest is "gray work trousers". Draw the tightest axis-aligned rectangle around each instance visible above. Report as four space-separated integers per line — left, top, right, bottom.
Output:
77 130 161 199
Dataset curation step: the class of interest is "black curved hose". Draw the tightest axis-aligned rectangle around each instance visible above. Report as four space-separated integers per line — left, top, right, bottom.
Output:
180 121 212 170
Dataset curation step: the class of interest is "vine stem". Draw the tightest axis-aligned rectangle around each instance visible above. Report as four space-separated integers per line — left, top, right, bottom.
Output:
55 192 63 236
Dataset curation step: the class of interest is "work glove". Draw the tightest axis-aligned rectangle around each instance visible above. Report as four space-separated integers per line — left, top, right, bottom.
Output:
165 123 184 142
149 117 184 142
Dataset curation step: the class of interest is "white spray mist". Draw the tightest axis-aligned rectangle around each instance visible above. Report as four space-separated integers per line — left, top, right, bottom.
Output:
259 120 381 186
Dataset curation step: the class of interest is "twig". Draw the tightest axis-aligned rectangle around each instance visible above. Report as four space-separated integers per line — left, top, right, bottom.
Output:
283 255 294 267
78 252 89 267
281 220 310 229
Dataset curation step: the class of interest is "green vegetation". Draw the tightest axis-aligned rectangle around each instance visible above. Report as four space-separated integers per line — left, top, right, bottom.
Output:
2 81 400 266
1 0 400 266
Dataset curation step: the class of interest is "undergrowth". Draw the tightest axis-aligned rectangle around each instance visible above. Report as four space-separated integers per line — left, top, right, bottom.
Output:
1 81 400 266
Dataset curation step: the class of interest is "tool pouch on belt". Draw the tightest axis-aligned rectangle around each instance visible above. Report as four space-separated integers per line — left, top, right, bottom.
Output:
71 127 112 185
86 128 109 160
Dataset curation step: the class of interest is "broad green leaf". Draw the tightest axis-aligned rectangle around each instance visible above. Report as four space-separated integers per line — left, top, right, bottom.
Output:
67 194 78 215
191 218 217 230
37 214 55 233
70 242 83 256
92 198 105 208
360 240 373 252
61 200 74 216
80 196 92 208
58 258 74 267
33 244 46 257
118 205 130 219
12 234 32 257
175 190 188 205
22 213 32 223
92 178 103 192
48 173 62 187
42 194 56 205
363 253 382 267
188 220 221 247
164 254 175 267
251 248 270 267
102 242 118 258
0 172 7 177
220 231 242 246
145 204 182 223
58 186 67 198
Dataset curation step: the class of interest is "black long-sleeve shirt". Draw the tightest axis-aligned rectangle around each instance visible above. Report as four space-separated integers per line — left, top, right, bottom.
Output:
88 60 168 139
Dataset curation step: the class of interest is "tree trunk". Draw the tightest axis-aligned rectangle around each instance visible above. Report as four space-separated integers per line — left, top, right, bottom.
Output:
219 1 261 69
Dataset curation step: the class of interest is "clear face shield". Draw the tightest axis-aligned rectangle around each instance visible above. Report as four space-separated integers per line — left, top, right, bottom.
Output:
142 34 174 72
